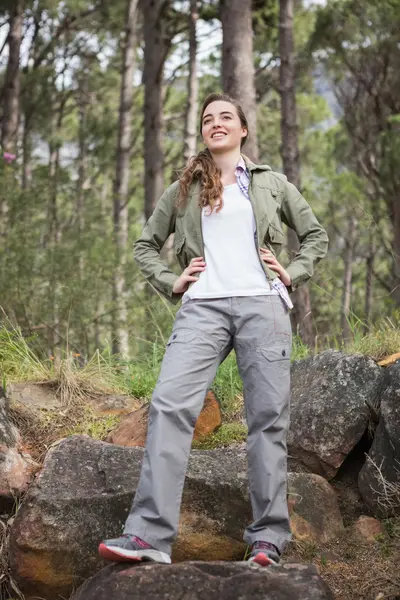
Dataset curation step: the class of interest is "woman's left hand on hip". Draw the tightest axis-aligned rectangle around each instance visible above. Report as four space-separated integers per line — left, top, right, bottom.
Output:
259 247 292 287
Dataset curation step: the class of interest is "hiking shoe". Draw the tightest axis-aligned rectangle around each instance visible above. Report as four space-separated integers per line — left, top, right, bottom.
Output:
98 534 171 564
248 541 280 566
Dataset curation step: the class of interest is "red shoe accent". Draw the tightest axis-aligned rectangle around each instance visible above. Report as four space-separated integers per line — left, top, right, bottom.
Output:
252 552 274 567
98 543 142 563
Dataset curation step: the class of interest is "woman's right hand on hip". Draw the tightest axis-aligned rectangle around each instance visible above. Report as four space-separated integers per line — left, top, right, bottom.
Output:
172 257 206 294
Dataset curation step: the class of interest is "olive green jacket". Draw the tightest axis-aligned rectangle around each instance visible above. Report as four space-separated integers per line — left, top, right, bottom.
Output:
133 157 329 305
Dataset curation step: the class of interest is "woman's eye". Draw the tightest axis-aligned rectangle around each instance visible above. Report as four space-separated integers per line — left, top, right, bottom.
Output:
222 115 231 119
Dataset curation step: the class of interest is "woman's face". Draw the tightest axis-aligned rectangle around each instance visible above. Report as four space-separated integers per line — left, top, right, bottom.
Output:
201 100 247 155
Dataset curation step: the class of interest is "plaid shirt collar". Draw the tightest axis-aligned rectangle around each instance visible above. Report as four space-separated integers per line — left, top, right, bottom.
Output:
234 155 251 199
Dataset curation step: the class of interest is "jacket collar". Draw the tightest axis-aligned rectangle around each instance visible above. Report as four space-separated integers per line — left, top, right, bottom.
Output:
242 154 272 173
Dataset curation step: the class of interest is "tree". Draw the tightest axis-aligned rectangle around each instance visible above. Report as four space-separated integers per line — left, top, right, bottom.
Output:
142 0 170 221
311 0 400 308
112 0 139 357
183 0 199 163
1 0 23 234
279 0 314 346
220 0 259 162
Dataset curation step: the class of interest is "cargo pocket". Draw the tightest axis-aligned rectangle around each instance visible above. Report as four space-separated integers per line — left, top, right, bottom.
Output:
166 327 197 347
260 345 291 368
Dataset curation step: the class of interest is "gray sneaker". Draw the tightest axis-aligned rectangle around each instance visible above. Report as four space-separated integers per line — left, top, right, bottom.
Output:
99 534 171 564
247 541 280 566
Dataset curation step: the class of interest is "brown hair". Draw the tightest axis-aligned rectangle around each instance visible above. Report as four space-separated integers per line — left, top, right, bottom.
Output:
178 93 249 213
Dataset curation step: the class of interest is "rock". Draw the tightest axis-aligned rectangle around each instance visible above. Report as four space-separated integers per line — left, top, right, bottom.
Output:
289 351 383 479
352 516 384 542
88 394 141 416
9 436 248 599
107 391 221 447
0 387 38 510
358 363 400 517
377 352 400 367
0 445 37 507
106 405 148 446
8 381 140 417
71 562 334 600
9 436 336 599
8 382 61 411
193 390 222 439
288 473 344 543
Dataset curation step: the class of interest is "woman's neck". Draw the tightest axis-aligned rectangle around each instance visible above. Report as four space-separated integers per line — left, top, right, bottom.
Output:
210 149 241 186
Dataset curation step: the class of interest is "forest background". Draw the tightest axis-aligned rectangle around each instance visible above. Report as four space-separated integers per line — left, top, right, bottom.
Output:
0 0 399 374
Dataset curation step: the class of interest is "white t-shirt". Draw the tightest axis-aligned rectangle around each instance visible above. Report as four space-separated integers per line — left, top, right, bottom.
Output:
182 183 279 302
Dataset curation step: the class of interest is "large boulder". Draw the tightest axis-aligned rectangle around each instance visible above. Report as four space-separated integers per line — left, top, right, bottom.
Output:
288 351 383 479
358 363 400 517
71 562 334 600
0 386 38 510
9 436 342 600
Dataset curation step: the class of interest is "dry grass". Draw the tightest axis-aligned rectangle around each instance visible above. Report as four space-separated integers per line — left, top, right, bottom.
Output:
344 311 400 361
286 522 400 600
0 507 24 600
365 455 400 517
9 398 121 463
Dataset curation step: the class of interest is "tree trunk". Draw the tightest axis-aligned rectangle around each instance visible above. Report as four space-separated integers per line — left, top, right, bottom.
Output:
183 0 199 164
363 230 376 333
392 194 400 307
341 215 357 341
112 0 139 357
1 0 23 151
220 0 259 162
142 0 169 221
1 0 23 233
48 113 63 363
279 0 314 348
22 113 32 189
77 73 89 280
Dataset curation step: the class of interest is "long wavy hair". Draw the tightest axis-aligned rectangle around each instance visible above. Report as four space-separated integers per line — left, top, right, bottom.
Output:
178 93 249 213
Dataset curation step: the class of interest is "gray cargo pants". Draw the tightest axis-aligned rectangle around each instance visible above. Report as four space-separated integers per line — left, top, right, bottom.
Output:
124 295 292 555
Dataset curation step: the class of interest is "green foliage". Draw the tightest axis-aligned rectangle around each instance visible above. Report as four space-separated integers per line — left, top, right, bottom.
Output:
67 409 121 440
344 310 400 360
0 319 51 384
192 422 248 450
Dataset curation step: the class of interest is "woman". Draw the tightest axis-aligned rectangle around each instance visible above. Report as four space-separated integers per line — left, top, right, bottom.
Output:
99 93 329 567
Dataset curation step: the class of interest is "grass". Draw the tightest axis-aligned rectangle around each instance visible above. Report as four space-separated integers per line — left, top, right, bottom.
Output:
9 400 123 463
335 309 400 360
192 423 247 450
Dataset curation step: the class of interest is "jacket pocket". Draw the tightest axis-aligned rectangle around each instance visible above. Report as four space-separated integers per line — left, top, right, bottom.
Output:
174 235 188 268
174 235 186 255
267 221 285 246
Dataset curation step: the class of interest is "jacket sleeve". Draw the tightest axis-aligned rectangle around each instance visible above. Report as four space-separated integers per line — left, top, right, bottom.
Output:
133 182 184 304
281 180 329 293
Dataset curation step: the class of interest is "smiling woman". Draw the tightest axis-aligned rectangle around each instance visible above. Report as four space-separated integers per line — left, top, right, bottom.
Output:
99 92 329 569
